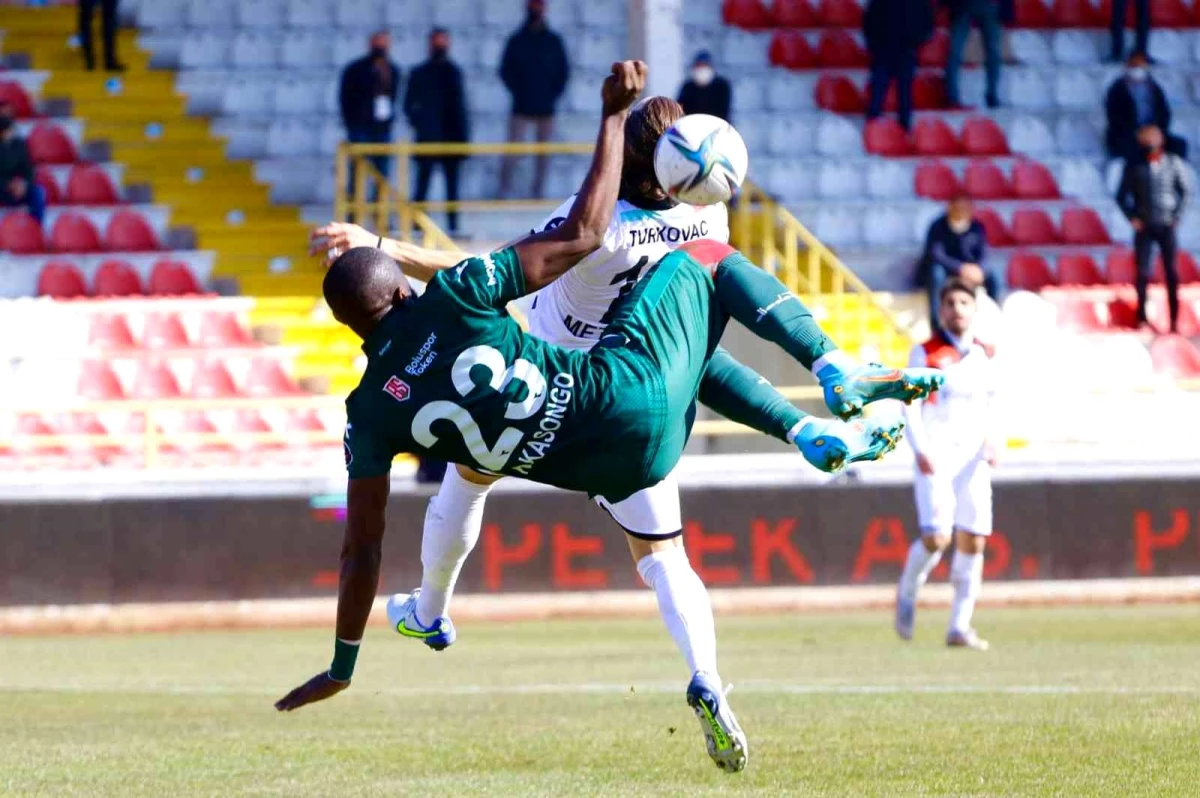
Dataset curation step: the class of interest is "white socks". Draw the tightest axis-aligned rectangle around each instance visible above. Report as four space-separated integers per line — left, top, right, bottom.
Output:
415 468 493 626
636 547 719 678
948 551 984 634
897 539 944 603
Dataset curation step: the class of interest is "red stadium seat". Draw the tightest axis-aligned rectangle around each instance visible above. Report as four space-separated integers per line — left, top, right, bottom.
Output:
92 258 143 296
78 361 126 401
61 412 119 464
817 0 863 27
1006 252 1055 291
815 75 865 113
190 361 239 398
722 0 772 28
974 207 1014 246
105 209 160 251
914 160 961 200
1105 248 1136 284
0 81 36 118
65 164 119 205
1061 207 1111 245
1150 336 1200 378
143 314 191 349
1011 208 1060 245
1173 251 1199 284
48 212 102 253
177 411 236 461
772 0 819 26
963 159 1013 200
911 74 947 110
35 166 62 204
912 118 962 156
1147 297 1200 336
863 117 913 156
88 315 138 349
148 260 203 296
918 29 950 67
1149 0 1189 26
768 31 818 70
132 362 182 400
245 359 300 397
27 123 78 164
0 211 45 254
1052 0 1106 26
1107 295 1139 328
1056 253 1104 286
37 260 87 297
1095 0 1136 26
1054 299 1104 331
961 117 1009 156
233 410 286 455
13 414 69 463
817 30 868 68
198 312 255 347
1013 0 1053 26
1011 160 1061 199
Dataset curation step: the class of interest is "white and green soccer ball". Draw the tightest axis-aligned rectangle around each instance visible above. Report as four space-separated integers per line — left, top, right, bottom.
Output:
653 113 749 206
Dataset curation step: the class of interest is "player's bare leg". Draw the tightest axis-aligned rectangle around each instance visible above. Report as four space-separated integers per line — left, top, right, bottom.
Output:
895 532 949 640
946 529 989 650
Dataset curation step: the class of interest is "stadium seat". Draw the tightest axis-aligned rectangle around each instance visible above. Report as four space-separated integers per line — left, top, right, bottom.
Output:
65 164 120 205
815 75 865 113
975 207 1014 246
1150 336 1200 377
1174 251 1199 284
961 117 1009 156
918 29 950 67
817 0 863 27
1148 0 1190 26
818 162 865 199
35 166 62 204
866 160 915 198
911 74 947 110
815 115 863 156
1057 159 1104 198
1014 0 1053 26
1061 207 1111 245
1052 0 1105 26
1009 29 1053 65
0 81 36 118
963 159 1013 200
862 207 912 248
230 31 279 68
61 412 119 465
1052 30 1099 65
78 361 126 401
105 210 161 252
915 160 961 200
1012 208 1060 245
768 31 818 70
283 410 329 449
863 118 913 156
177 411 236 461
148 260 204 296
723 0 772 29
245 359 300 397
36 260 87 298
1054 299 1104 331
48 213 102 253
287 0 336 27
88 315 137 349
1055 116 1103 156
92 259 143 296
13 415 69 463
191 361 239 398
27 124 78 164
1105 248 1137 285
232 410 286 455
1012 160 1061 199
1007 115 1056 156
817 30 868 68
913 118 962 156
143 314 191 350
1054 72 1101 112
198 313 255 347
773 0 819 25
0 211 45 254
1007 252 1056 291
1056 253 1104 286
1107 295 1139 328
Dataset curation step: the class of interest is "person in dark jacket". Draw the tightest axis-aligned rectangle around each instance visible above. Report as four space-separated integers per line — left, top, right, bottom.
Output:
339 31 401 195
1109 0 1150 63
1117 125 1194 334
405 28 469 235
944 0 1011 109
863 0 935 131
1106 54 1187 162
0 101 46 225
498 0 569 199
677 51 732 122
920 194 1004 330
78 0 123 72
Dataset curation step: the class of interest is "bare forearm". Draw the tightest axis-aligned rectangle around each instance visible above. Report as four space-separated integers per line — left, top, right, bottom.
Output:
384 239 464 282
335 541 382 642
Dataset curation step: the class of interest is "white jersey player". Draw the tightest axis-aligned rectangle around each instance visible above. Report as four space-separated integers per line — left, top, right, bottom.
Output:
895 278 998 650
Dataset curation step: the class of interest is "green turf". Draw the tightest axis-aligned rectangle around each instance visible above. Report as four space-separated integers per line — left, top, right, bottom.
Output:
2 605 1199 797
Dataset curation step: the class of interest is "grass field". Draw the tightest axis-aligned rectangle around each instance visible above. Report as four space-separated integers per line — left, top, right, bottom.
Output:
2 605 1199 797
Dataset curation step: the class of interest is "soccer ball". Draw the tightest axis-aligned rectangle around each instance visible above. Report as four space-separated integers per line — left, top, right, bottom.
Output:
653 114 749 206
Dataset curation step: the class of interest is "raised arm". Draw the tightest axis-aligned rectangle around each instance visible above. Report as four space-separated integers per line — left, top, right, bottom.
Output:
310 223 465 283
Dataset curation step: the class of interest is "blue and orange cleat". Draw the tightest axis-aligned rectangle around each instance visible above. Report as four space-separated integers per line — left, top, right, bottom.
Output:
386 589 456 651
794 416 906 473
817 362 945 421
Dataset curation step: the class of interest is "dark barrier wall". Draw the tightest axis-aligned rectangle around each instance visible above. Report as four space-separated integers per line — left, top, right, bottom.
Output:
2 478 1199 606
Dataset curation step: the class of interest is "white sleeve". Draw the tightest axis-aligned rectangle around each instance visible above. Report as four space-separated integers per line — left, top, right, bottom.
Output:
903 344 930 455
708 203 731 245
531 195 578 235
985 350 1002 448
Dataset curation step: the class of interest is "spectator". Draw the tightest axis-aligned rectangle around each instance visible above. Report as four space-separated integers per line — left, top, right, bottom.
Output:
944 0 1010 110
339 31 401 194
498 0 569 199
919 194 1004 330
677 51 732 122
78 0 123 72
1106 54 1187 162
863 0 934 132
1116 125 1193 334
0 101 45 225
1109 0 1150 63
405 28 469 235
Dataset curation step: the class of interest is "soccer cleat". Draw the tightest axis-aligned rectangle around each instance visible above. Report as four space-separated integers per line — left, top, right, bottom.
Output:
686 671 748 773
946 628 989 651
794 416 906 473
386 589 456 651
817 362 945 421
894 595 916 641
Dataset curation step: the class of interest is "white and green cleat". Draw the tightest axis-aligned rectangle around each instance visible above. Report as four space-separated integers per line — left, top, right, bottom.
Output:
386 589 457 651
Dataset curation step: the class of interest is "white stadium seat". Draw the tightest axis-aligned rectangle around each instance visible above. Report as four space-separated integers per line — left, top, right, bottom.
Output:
765 115 815 156
280 31 333 69
186 0 237 28
1152 29 1189 66
1053 72 1100 111
221 79 274 116
862 207 913 248
811 208 861 248
910 201 944 244
472 76 512 114
1005 70 1053 111
433 0 477 27
579 0 622 27
274 78 327 116
1052 31 1099 66
179 33 230 70
137 0 188 29
817 162 865 200
1009 30 1052 66
1057 159 1106 199
286 0 335 28
577 32 625 70
721 30 772 70
1006 115 1057 157
866 160 915 199
483 0 525 28
235 0 288 29
332 30 368 69
1055 116 1103 156
266 119 320 157
319 119 343 157
816 116 862 157
230 32 279 69
730 78 764 115
383 0 434 28
763 70 817 112
335 0 385 27
759 159 805 200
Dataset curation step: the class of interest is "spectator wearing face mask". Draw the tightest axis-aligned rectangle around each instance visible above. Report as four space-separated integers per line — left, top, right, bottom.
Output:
339 31 402 190
677 51 732 123
0 100 45 225
919 194 1004 331
405 28 469 235
1106 54 1187 162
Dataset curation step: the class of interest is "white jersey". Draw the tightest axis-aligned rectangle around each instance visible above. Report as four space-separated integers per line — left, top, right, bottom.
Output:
526 197 730 351
904 331 997 461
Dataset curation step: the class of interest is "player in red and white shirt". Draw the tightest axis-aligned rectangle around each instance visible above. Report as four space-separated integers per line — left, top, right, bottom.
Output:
895 278 999 651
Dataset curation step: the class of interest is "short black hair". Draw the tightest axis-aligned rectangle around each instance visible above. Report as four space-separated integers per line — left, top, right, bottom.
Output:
430 27 448 37
940 277 977 303
323 246 406 330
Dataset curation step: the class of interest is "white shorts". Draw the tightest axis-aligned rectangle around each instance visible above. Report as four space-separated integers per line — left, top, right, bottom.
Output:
913 455 992 537
594 471 682 539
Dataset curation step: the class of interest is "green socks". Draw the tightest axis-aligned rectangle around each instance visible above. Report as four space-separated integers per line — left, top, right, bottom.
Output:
698 347 808 444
